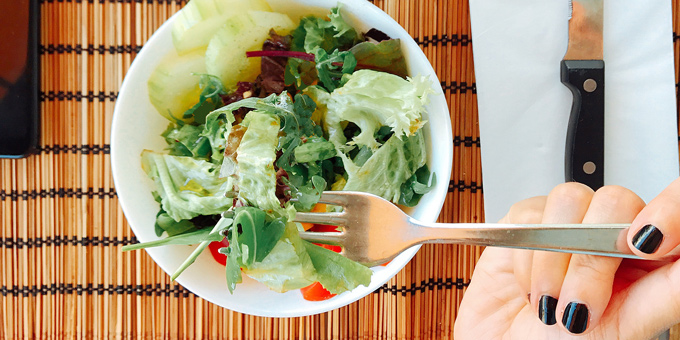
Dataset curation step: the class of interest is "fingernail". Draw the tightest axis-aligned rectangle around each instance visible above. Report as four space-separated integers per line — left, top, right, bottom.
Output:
538 295 557 325
562 302 589 334
632 224 664 254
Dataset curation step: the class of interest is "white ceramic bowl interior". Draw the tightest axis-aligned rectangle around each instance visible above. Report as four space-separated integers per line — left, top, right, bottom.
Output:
111 0 453 317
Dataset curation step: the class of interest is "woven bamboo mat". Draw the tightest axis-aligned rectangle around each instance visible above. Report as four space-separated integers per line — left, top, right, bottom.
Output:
0 0 678 338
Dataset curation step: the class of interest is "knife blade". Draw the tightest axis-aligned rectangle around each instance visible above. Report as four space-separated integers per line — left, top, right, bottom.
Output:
562 0 604 190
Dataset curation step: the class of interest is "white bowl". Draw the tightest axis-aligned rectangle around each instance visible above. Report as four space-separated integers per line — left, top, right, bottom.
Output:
111 0 453 317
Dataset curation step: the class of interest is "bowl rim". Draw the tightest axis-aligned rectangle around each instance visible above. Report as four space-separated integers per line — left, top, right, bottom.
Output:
111 0 453 317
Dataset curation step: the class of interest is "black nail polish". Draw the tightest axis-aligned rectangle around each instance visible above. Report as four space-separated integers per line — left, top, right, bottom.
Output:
562 302 589 334
632 224 664 254
538 295 557 325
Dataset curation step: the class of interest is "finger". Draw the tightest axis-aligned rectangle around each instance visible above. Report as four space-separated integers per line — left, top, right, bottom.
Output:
628 177 680 257
556 185 645 335
504 196 547 303
615 259 680 340
454 247 522 340
514 250 533 303
530 183 594 326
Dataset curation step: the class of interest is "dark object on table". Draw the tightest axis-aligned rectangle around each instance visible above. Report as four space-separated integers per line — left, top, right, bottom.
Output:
0 0 40 158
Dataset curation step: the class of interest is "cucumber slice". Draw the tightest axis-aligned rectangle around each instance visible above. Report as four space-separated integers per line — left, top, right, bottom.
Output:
205 10 295 90
214 0 270 15
147 50 206 122
172 0 272 55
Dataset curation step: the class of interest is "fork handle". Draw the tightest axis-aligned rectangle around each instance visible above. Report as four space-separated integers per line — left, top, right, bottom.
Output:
411 221 638 259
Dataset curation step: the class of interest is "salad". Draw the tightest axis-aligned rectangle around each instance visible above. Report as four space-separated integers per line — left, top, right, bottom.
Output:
123 0 436 301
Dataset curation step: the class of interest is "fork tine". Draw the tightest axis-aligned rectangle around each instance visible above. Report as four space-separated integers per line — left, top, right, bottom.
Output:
317 191 356 206
293 212 345 226
299 231 344 245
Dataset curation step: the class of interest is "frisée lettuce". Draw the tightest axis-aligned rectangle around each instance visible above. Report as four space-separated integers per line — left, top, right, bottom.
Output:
314 69 432 151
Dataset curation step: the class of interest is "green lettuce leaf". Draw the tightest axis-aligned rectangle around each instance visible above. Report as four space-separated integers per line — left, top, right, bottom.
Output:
154 211 196 236
235 111 282 214
322 69 433 150
349 39 408 78
342 130 427 203
327 6 357 45
199 96 262 163
303 242 372 295
141 151 234 221
239 222 317 293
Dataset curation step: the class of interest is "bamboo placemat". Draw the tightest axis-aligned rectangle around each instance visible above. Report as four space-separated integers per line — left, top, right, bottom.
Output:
0 0 678 338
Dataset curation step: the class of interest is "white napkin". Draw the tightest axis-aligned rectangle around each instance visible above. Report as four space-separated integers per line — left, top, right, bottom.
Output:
468 0 679 222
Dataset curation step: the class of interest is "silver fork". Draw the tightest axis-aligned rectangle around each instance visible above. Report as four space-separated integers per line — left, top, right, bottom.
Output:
294 191 639 267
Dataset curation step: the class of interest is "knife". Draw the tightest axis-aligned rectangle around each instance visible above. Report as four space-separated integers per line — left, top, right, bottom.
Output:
562 0 604 190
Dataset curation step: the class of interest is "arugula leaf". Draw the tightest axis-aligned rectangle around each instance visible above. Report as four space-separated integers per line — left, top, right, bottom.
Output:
161 123 211 158
182 74 227 124
303 241 372 295
231 207 287 265
255 93 334 211
314 48 357 92
121 222 229 252
294 137 336 163
284 174 326 211
254 93 321 170
349 39 408 78
170 216 234 281
285 6 360 90
283 49 357 92
225 247 243 291
224 207 289 292
398 165 437 207
290 6 360 54
284 57 316 90
199 92 329 214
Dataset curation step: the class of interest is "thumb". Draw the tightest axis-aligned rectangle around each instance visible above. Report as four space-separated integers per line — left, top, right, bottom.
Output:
615 259 680 339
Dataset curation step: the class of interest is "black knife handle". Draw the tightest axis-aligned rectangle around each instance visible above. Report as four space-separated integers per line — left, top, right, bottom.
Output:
561 59 605 191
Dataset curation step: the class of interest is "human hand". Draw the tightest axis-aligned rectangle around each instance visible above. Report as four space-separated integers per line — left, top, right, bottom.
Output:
454 179 680 339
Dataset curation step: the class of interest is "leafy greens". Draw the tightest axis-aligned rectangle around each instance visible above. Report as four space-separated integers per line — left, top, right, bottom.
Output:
129 6 437 298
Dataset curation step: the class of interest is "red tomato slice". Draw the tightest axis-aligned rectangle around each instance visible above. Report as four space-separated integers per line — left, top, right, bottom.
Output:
301 282 336 301
208 237 230 266
301 223 341 301
309 224 342 253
